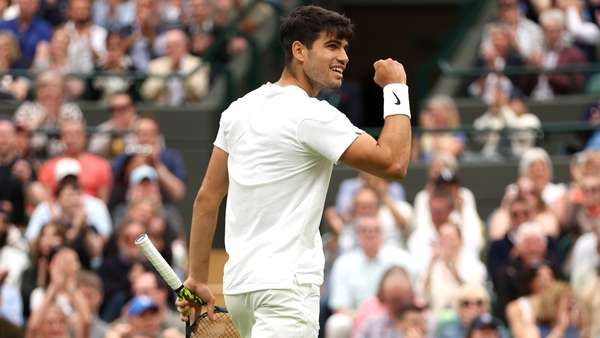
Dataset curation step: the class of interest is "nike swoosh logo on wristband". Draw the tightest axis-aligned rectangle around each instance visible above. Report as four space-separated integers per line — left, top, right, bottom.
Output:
393 92 401 105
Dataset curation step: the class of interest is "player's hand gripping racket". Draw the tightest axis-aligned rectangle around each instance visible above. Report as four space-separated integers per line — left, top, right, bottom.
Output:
134 234 240 338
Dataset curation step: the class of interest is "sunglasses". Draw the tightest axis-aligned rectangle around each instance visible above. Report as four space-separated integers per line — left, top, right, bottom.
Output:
460 299 484 307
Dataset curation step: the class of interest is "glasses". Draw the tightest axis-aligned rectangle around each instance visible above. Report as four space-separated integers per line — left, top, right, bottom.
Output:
583 186 600 194
110 104 133 113
460 299 484 308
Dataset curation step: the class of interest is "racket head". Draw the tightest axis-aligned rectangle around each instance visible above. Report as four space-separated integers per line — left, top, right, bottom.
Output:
187 306 239 338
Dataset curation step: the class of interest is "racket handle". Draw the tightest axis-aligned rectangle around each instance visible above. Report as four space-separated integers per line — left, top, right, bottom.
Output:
176 286 207 306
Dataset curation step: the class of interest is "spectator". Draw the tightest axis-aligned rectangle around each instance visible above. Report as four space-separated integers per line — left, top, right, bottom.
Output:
526 281 582 337
91 33 136 105
141 29 210 105
122 0 160 72
0 0 52 69
0 0 18 21
0 208 30 290
487 196 562 281
577 238 600 338
351 266 415 337
98 219 146 322
186 0 229 63
0 30 29 101
435 284 498 338
20 222 66 319
31 27 86 100
39 120 113 203
561 174 600 236
63 0 108 74
106 152 153 213
0 117 46 227
408 188 483 275
26 247 91 336
105 295 163 338
466 313 505 338
412 152 460 218
13 71 83 158
570 225 600 293
326 215 416 338
521 9 587 100
481 0 543 59
416 222 487 318
88 92 139 159
411 95 465 163
0 295 21 338
357 304 426 338
26 175 110 270
473 88 541 158
557 0 599 55
92 0 136 33
505 260 559 338
76 270 111 338
112 114 187 202
519 147 567 207
130 271 184 333
469 22 525 105
493 222 562 325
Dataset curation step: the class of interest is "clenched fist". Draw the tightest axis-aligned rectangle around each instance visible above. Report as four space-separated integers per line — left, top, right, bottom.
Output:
373 58 407 88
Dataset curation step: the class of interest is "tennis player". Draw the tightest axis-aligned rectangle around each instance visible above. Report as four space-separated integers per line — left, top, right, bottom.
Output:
176 5 412 337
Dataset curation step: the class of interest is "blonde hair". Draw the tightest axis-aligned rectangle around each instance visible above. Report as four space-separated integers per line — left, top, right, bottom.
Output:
454 284 491 312
519 147 553 180
535 281 573 325
427 94 461 128
0 30 20 65
34 70 65 94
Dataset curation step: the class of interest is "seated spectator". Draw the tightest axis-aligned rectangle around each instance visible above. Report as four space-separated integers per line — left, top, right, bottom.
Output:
121 0 160 72
435 284 498 338
26 175 111 270
0 0 52 69
38 120 113 203
357 304 426 338
466 313 506 338
98 219 147 322
141 29 210 105
0 118 46 227
577 239 600 338
413 151 459 215
519 147 567 207
0 31 29 101
569 221 600 276
561 174 600 237
13 71 83 158
186 0 230 64
481 0 543 59
0 208 30 290
129 271 184 333
524 281 582 337
408 187 483 275
469 22 525 104
521 9 587 100
487 196 563 280
489 176 561 240
505 260 559 338
92 0 136 33
25 304 88 338
350 266 415 336
112 114 187 202
107 152 153 213
76 270 111 338
88 92 139 160
63 0 107 74
326 216 415 338
473 88 540 158
416 222 487 318
105 295 164 338
20 222 66 319
411 95 465 163
31 28 86 100
570 226 600 293
557 0 599 57
91 33 136 106
493 222 563 325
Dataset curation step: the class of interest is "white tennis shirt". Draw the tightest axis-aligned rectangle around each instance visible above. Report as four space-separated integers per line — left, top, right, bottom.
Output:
214 83 363 294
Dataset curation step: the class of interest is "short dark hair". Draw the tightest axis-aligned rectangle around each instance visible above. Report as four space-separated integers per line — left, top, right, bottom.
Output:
56 175 80 198
398 304 422 320
430 188 455 210
279 5 354 67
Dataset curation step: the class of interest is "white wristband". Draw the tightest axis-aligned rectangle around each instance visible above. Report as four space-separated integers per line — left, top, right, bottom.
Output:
383 83 411 119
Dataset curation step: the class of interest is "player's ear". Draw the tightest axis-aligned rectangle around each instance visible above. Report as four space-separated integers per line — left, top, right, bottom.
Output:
291 40 306 62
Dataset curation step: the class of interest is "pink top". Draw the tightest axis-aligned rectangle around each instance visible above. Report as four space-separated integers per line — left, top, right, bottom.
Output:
40 154 113 199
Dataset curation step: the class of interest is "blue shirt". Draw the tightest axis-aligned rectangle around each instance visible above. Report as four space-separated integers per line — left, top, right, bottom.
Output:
112 148 187 182
0 18 53 68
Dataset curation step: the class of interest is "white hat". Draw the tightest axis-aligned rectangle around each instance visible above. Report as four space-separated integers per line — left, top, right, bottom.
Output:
54 158 81 182
129 165 158 184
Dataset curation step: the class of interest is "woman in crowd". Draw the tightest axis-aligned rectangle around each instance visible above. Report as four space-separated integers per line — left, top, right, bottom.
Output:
0 30 30 101
525 281 583 337
505 260 559 338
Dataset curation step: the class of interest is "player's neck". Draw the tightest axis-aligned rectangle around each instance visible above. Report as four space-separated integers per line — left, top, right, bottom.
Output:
275 68 320 98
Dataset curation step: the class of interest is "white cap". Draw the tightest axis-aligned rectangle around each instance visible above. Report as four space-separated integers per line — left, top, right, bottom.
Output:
129 165 158 184
54 158 81 182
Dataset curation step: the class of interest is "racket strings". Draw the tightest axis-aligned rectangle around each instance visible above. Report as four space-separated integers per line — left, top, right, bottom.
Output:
191 312 240 338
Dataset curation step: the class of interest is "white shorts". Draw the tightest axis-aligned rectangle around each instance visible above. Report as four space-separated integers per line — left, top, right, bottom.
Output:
224 280 320 338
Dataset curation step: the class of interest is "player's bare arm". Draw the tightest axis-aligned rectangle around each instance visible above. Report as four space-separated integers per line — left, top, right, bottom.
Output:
340 58 412 180
178 146 229 320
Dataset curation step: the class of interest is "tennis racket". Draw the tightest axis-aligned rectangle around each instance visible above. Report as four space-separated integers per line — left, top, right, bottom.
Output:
134 234 240 338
